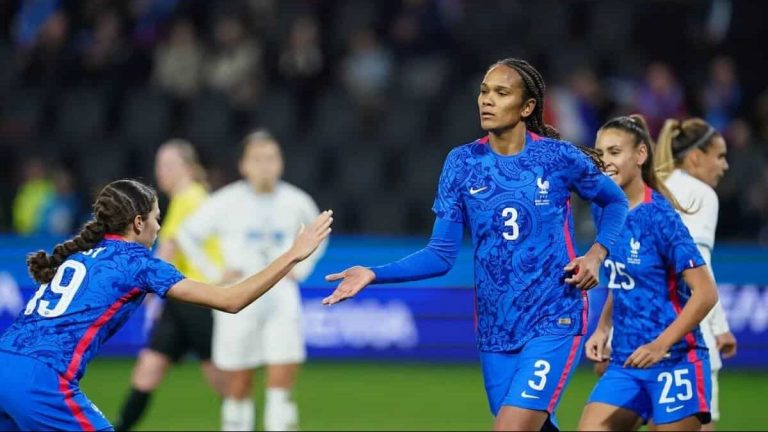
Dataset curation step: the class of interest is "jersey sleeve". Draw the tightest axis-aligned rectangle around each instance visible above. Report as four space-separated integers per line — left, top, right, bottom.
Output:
136 255 185 297
431 148 466 223
562 143 605 200
655 205 706 275
684 186 719 251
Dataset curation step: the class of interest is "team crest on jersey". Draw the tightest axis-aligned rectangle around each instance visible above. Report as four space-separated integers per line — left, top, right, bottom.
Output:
534 177 550 206
628 237 641 264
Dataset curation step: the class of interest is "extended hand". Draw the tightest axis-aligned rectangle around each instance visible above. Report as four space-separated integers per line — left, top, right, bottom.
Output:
716 331 737 359
291 210 333 261
322 266 376 305
624 340 669 368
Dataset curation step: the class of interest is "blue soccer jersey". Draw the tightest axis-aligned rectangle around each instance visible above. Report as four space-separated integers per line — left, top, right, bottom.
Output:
433 131 607 351
595 187 708 367
0 235 184 382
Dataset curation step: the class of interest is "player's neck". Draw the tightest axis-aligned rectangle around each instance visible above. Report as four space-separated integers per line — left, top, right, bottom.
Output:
625 178 647 209
250 181 277 194
488 124 527 156
170 177 194 197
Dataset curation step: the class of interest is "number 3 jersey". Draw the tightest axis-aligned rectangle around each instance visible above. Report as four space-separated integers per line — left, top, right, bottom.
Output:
0 236 183 381
594 187 708 367
433 132 607 352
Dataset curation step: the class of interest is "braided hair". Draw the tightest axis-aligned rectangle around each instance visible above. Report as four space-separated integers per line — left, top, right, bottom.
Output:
600 114 688 213
492 58 605 170
27 179 157 284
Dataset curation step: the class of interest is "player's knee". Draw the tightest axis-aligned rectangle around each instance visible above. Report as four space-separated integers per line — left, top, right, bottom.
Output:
132 351 170 390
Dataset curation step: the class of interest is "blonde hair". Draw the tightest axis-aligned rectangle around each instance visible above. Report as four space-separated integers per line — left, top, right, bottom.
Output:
161 139 209 190
655 118 720 182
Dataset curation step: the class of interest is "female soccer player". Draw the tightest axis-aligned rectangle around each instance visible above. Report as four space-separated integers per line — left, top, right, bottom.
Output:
656 118 735 431
578 115 718 431
0 179 332 431
323 58 629 431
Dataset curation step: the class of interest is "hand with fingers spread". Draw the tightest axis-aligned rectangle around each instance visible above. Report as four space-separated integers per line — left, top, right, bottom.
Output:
322 266 376 305
623 339 669 369
564 243 607 290
289 210 334 261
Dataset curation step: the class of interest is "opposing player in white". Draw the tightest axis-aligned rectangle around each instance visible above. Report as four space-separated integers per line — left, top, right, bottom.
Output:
656 117 736 431
177 130 326 431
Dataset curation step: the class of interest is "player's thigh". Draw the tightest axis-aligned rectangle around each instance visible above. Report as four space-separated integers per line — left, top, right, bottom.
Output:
504 334 584 413
646 358 712 426
212 309 265 370
479 351 521 416
262 307 306 366
494 405 550 431
585 365 651 423
579 402 644 431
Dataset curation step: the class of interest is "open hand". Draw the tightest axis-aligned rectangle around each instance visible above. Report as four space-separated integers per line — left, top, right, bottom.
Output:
291 210 333 261
322 266 375 305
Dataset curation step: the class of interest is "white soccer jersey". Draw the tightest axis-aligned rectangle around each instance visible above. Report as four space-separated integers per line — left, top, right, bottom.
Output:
176 180 326 369
665 169 730 371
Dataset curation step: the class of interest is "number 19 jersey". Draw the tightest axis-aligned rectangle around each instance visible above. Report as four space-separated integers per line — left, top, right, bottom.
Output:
0 236 183 382
433 132 606 351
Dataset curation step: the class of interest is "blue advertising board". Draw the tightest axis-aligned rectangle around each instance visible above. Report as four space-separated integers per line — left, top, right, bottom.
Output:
1 235 766 367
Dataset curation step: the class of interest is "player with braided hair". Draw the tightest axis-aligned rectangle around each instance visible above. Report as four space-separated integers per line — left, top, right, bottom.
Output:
322 58 629 431
0 179 332 431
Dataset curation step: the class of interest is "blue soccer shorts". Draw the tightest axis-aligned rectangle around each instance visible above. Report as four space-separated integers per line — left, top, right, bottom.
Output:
0 351 113 431
587 356 712 425
480 334 584 418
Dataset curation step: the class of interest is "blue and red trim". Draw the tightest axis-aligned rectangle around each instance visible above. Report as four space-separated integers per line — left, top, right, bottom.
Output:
564 199 589 334
666 269 709 413
58 287 142 430
644 185 653 204
547 334 582 413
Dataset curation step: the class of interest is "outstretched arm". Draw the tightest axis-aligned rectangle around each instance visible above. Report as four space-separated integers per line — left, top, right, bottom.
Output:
167 211 333 313
322 217 463 305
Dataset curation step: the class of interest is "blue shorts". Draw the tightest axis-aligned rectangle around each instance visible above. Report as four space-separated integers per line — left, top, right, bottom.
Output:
480 334 583 418
0 351 112 431
587 357 712 425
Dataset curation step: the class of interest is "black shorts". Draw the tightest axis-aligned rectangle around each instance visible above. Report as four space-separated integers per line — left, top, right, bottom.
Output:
147 300 213 362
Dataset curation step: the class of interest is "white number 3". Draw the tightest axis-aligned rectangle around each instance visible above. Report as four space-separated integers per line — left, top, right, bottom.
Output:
528 359 551 391
25 260 87 318
502 207 520 241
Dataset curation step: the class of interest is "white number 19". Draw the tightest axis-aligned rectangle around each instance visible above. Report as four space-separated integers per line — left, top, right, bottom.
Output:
24 260 87 318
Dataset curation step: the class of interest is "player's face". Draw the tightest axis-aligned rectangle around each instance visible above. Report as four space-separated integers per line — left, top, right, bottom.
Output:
478 65 535 132
136 200 161 249
692 136 729 187
240 140 284 191
155 146 185 194
595 129 647 189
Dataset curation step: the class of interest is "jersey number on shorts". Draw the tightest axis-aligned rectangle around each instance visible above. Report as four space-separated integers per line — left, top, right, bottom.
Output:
528 359 551 391
604 259 635 290
657 369 693 404
502 207 520 241
24 260 87 318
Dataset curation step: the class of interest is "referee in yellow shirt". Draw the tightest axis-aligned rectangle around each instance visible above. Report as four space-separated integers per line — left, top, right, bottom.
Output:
115 140 225 431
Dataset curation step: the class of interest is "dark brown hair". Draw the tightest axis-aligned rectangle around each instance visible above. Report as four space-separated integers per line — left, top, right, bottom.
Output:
492 58 605 170
27 179 157 284
600 114 687 212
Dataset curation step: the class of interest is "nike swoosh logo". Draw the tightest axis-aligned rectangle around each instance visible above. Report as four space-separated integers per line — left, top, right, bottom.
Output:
469 186 488 195
520 391 540 399
665 405 684 413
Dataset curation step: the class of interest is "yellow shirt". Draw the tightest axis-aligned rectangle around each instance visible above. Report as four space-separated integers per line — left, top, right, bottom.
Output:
159 182 222 282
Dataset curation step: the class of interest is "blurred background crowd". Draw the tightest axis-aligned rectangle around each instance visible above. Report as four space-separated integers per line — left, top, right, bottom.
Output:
1 0 767 242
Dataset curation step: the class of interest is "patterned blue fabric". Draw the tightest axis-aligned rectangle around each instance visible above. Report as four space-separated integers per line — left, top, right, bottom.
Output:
0 238 183 381
433 132 608 351
594 188 708 367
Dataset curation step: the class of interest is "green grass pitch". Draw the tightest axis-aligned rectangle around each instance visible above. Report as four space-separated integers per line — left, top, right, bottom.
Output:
82 359 766 430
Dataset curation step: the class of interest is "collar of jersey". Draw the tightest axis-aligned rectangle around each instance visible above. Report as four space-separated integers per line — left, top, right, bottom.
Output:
104 234 127 241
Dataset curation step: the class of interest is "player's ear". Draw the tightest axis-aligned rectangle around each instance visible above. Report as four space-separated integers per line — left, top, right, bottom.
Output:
521 98 536 119
637 143 648 166
132 214 144 234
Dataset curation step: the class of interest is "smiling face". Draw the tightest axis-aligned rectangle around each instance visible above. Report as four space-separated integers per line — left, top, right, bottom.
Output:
595 128 647 190
477 64 535 133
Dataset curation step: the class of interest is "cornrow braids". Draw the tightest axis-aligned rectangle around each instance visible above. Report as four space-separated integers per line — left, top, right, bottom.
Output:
492 58 605 170
27 179 157 284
